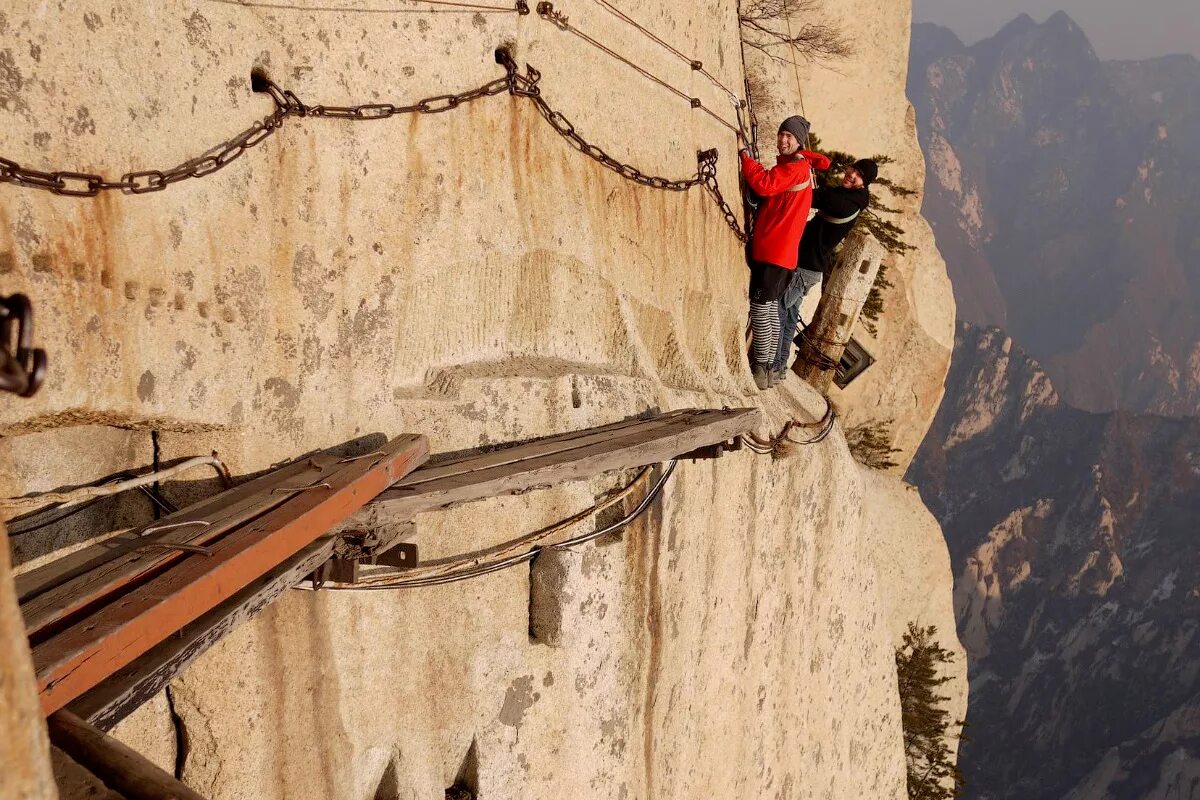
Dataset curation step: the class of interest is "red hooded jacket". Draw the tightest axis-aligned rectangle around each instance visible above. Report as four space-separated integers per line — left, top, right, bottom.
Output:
740 149 832 270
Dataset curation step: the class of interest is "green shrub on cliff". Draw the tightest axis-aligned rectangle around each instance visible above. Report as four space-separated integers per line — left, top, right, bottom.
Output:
896 623 965 800
845 418 901 470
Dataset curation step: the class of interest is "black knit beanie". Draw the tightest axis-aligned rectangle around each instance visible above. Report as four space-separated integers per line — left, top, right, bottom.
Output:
778 115 811 144
853 158 879 186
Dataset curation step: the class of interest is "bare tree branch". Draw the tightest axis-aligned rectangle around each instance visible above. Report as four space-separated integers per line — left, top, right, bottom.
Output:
739 0 854 63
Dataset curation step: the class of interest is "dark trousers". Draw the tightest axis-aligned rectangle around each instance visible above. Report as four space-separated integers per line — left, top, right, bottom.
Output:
773 267 823 372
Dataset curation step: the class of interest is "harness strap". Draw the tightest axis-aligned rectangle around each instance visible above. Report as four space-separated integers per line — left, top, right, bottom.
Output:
817 209 861 224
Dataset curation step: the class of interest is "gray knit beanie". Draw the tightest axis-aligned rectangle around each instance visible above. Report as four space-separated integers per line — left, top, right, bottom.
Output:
778 115 811 144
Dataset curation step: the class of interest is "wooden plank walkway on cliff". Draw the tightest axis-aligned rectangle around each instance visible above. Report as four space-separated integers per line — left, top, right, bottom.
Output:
17 408 756 731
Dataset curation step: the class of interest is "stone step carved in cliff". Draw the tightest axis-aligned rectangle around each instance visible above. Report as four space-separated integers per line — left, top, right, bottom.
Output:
57 408 758 733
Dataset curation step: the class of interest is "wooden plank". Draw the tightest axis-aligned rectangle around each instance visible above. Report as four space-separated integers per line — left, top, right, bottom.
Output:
67 410 754 728
361 409 758 521
32 435 428 715
18 455 336 633
395 409 692 488
48 710 210 800
69 538 336 732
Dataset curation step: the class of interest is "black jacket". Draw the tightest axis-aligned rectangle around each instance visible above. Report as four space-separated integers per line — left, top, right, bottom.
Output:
797 186 870 275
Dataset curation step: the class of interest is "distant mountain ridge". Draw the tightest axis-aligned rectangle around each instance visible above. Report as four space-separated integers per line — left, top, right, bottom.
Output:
909 14 1200 415
908 322 1200 800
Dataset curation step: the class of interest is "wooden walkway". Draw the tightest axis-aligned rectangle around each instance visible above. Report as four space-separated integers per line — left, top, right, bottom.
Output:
16 407 757 730
350 408 758 527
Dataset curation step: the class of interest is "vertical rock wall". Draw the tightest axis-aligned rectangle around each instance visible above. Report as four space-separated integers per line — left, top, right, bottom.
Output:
0 1 962 797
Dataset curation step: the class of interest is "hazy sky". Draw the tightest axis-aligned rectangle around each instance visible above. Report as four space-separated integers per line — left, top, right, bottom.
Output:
912 0 1200 60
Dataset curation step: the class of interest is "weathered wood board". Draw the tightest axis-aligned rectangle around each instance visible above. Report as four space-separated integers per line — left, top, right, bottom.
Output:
20 455 338 638
354 408 759 525
54 408 758 727
48 710 210 800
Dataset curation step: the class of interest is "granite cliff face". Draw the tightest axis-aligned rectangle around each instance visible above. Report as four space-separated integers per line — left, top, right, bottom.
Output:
0 0 960 796
908 323 1200 799
749 0 957 467
909 15 1200 415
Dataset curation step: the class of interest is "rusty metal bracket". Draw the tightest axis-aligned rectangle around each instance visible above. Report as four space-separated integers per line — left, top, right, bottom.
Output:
374 542 419 569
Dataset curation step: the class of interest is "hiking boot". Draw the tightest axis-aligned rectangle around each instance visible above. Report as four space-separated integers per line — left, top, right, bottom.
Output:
768 368 785 387
752 364 771 390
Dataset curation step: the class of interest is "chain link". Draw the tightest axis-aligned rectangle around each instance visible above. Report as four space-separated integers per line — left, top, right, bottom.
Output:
1 294 48 398
0 50 745 241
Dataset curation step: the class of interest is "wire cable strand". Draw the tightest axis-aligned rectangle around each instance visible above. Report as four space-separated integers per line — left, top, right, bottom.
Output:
587 0 743 104
1 456 232 518
536 2 740 134
203 0 521 13
305 461 676 590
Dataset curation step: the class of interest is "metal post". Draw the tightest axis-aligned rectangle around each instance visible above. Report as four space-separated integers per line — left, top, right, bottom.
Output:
794 228 885 392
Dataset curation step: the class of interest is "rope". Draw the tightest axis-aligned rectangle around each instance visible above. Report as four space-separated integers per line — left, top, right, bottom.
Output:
738 392 837 455
1 456 232 517
536 2 740 134
305 461 677 590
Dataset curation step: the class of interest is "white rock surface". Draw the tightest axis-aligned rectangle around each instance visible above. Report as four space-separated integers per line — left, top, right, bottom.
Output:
0 1 963 797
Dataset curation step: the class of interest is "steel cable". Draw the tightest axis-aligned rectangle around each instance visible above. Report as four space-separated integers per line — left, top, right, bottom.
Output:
586 0 744 105
204 0 524 12
535 2 741 134
306 460 677 590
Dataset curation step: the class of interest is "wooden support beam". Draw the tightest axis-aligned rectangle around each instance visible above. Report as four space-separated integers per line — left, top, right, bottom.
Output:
32 435 428 715
48 710 209 800
349 409 759 530
794 228 885 392
69 538 336 732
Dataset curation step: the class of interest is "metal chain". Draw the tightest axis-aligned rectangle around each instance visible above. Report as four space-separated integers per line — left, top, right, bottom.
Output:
0 48 745 241
501 51 746 240
0 294 48 398
699 156 747 242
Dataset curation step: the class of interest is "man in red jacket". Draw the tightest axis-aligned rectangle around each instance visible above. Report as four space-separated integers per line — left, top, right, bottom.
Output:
739 115 830 389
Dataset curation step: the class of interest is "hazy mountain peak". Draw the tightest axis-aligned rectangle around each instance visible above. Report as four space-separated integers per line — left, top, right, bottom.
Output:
1044 9 1079 31
909 324 1200 799
990 12 1038 42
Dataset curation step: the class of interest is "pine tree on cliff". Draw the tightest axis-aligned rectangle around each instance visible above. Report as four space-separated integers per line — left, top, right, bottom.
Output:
895 623 965 800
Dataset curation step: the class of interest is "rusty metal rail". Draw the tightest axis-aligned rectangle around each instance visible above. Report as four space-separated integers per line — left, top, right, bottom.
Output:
24 435 428 714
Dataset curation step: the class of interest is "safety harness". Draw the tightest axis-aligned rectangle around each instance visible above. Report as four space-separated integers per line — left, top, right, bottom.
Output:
816 208 861 225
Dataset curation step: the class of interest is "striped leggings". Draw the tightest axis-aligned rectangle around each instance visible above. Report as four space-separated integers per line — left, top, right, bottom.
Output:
748 261 792 367
750 302 780 367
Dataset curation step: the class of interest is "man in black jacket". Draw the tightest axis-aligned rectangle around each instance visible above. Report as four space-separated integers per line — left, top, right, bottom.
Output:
771 158 878 384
